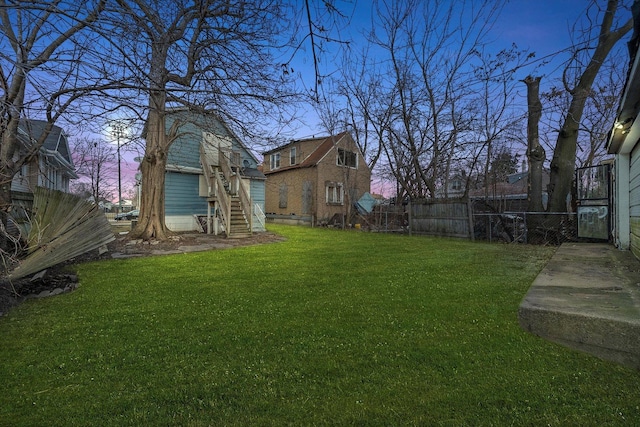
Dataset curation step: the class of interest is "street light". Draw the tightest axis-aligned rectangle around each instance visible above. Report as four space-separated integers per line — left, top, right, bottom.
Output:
112 122 125 214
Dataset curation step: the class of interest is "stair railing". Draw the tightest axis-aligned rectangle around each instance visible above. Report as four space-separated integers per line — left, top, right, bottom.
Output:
213 168 231 236
200 143 233 236
219 147 252 235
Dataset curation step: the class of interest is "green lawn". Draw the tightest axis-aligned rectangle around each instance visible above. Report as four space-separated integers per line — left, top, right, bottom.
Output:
1 225 639 426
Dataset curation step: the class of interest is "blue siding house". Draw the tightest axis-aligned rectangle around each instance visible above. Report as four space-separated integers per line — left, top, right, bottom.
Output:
163 109 266 236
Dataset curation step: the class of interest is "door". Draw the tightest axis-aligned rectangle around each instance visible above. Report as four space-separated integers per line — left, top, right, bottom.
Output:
576 164 611 240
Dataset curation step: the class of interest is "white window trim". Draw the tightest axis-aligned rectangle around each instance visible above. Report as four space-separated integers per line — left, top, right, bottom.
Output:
270 152 281 170
290 146 296 165
326 182 344 205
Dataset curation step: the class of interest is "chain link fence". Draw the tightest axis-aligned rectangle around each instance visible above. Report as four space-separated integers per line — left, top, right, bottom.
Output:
357 199 582 245
472 212 578 245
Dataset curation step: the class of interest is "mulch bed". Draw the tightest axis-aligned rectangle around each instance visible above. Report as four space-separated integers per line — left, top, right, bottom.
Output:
0 231 284 316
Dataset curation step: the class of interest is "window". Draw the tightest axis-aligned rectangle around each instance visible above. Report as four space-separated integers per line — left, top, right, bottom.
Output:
290 146 297 165
337 148 357 168
270 152 281 170
326 182 344 205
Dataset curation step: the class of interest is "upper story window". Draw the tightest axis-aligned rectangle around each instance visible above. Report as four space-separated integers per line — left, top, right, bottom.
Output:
337 148 357 168
290 146 297 165
270 152 281 170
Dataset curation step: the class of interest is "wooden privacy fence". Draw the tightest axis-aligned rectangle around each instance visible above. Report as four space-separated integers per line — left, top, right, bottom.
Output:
409 198 473 239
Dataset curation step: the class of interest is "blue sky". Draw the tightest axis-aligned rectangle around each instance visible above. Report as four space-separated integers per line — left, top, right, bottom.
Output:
111 0 632 194
290 0 631 139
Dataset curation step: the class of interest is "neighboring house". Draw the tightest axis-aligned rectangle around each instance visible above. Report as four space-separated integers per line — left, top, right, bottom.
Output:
607 8 640 259
262 132 371 225
160 109 266 236
435 173 467 199
469 170 550 212
10 119 77 196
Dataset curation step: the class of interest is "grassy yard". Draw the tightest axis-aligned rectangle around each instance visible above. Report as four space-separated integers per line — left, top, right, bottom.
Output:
1 225 639 426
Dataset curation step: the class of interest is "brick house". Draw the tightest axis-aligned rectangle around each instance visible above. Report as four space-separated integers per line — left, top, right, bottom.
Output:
262 132 371 225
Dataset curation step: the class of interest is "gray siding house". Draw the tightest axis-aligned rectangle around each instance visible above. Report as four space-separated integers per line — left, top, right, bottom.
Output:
11 119 77 196
162 110 266 236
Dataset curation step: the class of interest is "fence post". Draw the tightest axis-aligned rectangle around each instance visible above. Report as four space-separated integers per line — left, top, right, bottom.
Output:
467 199 474 241
408 200 412 236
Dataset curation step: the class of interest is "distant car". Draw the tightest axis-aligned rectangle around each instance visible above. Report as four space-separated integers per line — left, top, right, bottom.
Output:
114 209 139 221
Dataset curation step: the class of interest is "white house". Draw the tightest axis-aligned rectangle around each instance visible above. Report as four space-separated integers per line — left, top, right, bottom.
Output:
607 8 640 259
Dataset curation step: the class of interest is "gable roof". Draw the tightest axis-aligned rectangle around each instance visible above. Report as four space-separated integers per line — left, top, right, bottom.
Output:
18 119 76 176
263 131 350 174
164 107 262 165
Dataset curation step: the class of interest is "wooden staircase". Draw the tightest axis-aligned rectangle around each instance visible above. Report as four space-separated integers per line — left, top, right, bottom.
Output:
200 142 253 238
228 196 251 238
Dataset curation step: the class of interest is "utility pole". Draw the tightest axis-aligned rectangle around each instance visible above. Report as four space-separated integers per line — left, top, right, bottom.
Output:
112 122 125 214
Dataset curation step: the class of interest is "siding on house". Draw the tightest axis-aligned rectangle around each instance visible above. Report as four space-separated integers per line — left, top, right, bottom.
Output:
10 161 34 193
164 172 209 232
11 120 76 195
161 109 266 232
250 178 266 231
631 143 640 258
165 172 208 216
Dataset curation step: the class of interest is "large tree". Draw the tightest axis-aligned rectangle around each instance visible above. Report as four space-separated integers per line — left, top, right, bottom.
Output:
103 0 297 240
547 0 632 212
524 76 545 212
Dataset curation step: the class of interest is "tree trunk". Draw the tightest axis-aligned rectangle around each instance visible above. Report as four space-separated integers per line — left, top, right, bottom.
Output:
129 92 171 240
547 0 632 212
524 76 545 212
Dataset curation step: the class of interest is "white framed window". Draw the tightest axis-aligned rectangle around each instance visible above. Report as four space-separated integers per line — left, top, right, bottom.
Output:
337 148 357 168
326 182 344 205
270 152 281 170
290 146 297 165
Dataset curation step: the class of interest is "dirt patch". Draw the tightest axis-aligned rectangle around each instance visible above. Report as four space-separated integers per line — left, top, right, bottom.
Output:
0 231 285 316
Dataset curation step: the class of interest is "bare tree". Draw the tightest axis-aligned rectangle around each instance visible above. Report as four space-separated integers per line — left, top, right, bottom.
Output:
0 0 106 249
71 138 117 205
466 46 531 200
99 0 298 240
524 76 546 212
337 0 506 200
547 0 632 212
541 52 626 170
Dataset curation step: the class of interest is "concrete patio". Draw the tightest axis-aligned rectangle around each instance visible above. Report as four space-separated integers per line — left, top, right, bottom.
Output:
519 243 640 370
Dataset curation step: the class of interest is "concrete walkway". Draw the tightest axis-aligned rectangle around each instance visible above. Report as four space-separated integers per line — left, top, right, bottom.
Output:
518 243 640 370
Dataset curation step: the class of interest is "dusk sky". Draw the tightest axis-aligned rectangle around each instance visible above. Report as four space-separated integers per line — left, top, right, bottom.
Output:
110 0 633 197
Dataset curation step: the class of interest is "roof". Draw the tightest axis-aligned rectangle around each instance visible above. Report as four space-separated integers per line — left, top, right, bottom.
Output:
607 1 640 154
242 167 266 180
263 132 349 174
164 108 262 165
468 170 550 198
18 119 76 177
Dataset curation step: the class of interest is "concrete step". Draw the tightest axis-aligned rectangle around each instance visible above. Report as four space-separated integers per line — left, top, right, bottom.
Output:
518 243 640 370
